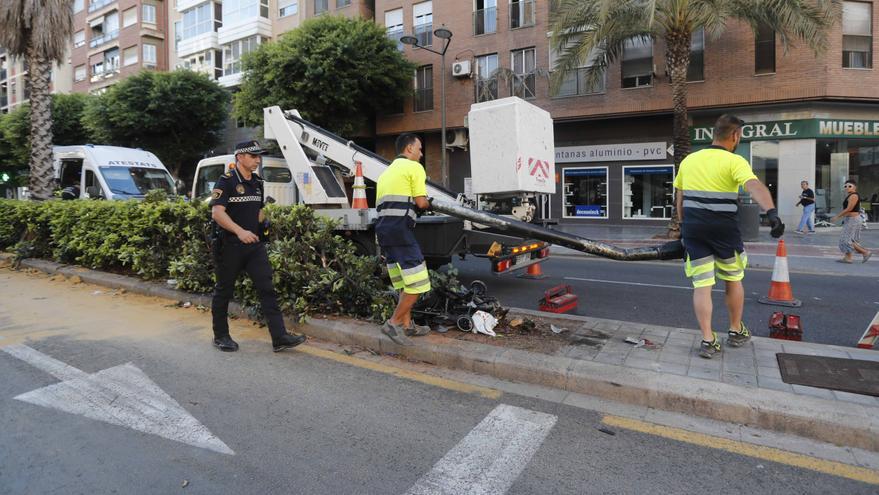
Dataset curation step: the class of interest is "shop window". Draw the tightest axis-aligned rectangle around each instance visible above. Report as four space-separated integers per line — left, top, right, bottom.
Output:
563 167 608 218
475 53 499 102
687 28 704 81
750 141 779 206
623 166 674 219
843 1 873 68
755 23 776 74
621 37 653 88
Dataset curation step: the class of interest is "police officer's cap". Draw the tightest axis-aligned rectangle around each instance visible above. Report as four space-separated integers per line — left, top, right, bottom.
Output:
234 140 268 156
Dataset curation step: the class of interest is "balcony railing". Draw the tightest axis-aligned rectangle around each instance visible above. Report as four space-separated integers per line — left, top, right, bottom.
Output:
89 30 119 49
510 73 536 99
473 7 497 35
509 0 536 29
88 0 115 13
551 67 606 97
414 23 432 47
414 87 433 112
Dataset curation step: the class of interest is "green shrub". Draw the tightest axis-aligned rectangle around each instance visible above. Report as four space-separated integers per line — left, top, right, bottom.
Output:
0 198 394 321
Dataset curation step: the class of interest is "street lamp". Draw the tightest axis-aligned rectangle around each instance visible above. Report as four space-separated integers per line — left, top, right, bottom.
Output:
401 26 453 189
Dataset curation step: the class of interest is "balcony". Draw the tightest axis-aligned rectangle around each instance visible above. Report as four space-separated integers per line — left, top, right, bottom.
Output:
473 7 497 36
88 0 115 13
90 67 119 83
509 0 535 29
89 30 119 49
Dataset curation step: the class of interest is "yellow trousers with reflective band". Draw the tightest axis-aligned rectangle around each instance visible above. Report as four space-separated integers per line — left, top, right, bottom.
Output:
387 261 431 294
685 251 748 288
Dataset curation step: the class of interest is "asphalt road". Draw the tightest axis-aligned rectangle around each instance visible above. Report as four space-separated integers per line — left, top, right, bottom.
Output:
452 255 879 347
0 269 875 494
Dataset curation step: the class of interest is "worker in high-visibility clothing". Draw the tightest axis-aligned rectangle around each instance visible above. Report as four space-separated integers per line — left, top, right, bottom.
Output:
674 114 784 359
375 133 432 346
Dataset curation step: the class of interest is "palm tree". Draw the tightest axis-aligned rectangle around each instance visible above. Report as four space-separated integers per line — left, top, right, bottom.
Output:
549 0 839 233
0 1 73 200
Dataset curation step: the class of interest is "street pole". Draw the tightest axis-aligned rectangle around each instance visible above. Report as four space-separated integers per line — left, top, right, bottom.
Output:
440 51 448 189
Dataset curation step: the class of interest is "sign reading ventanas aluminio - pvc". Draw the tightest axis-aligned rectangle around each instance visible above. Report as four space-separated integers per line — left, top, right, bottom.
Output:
555 142 668 163
691 119 879 143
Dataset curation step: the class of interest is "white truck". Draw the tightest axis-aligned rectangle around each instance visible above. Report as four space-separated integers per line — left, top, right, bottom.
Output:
191 154 297 205
53 145 181 200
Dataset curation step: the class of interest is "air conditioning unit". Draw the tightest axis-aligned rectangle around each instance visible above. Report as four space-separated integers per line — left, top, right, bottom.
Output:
452 60 471 78
446 129 469 149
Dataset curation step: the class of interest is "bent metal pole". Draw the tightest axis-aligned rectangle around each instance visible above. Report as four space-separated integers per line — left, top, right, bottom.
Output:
430 199 685 262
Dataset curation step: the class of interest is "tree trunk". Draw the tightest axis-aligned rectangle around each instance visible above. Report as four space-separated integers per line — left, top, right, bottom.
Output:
664 30 692 238
26 46 54 201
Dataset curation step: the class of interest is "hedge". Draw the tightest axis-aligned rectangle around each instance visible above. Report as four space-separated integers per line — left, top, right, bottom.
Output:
0 194 396 322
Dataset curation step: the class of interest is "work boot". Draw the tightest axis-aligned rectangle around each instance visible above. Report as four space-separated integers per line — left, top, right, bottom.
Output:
272 333 307 352
699 333 721 359
405 322 431 337
213 335 239 352
382 321 414 346
726 322 752 348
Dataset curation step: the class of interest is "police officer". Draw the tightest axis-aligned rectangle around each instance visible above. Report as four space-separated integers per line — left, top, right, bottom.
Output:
375 133 432 346
209 140 306 352
674 115 783 359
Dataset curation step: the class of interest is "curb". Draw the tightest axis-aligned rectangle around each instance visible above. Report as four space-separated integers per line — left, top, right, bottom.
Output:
5 255 879 452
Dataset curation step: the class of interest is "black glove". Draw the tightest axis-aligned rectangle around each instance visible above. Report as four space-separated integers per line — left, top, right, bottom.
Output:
766 208 784 238
259 219 271 242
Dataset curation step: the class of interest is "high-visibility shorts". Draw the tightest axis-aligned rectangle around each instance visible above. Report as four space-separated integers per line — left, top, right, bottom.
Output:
682 234 748 288
382 242 431 295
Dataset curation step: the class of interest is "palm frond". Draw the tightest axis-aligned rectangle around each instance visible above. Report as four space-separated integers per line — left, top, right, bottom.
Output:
0 0 73 62
729 0 841 54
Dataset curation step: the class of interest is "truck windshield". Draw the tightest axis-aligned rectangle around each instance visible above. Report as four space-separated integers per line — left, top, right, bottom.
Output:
195 164 225 199
99 166 175 197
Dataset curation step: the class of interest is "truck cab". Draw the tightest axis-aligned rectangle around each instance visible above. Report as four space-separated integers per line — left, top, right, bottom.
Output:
53 145 177 200
192 155 297 205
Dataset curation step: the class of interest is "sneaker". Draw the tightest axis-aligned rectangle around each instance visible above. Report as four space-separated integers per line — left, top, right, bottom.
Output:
382 321 414 346
272 333 306 352
699 333 721 359
794 230 804 234
405 323 432 337
213 335 239 352
726 322 752 348
807 230 816 234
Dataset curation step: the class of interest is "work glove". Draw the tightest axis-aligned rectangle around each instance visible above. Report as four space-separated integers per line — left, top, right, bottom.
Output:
766 208 785 238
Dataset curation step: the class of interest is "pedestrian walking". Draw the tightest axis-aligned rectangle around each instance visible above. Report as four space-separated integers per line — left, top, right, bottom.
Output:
832 179 872 264
795 180 816 234
374 133 432 346
209 140 306 352
674 115 784 359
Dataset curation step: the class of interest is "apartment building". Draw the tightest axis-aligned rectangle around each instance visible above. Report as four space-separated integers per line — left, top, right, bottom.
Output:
375 0 879 227
0 47 73 114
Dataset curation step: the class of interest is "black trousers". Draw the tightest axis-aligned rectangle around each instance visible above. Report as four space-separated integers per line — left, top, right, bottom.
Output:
212 238 286 340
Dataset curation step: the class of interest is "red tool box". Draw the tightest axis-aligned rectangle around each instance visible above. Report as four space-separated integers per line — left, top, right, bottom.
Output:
539 285 578 314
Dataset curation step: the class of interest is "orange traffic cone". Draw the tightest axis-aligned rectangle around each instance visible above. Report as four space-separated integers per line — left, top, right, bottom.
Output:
518 261 547 279
758 239 802 307
351 161 368 209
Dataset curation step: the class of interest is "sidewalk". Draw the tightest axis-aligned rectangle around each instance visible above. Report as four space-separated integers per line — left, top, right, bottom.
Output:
6 254 879 453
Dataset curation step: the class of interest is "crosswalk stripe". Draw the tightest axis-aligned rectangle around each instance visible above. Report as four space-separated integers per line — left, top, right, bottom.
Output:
404 404 557 495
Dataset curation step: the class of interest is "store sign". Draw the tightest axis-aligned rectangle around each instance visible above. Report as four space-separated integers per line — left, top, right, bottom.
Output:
555 142 668 163
574 205 603 217
691 119 879 144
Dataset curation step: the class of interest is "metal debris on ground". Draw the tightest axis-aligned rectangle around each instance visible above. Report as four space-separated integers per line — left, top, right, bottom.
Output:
624 336 661 350
550 324 568 334
412 268 506 333
597 426 616 436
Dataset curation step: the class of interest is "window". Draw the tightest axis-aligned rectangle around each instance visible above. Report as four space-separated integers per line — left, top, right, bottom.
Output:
225 0 268 21
385 9 404 51
549 34 605 96
73 0 84 13
414 65 433 112
223 36 261 76
474 0 497 36
563 167 608 218
174 20 182 49
123 46 138 66
511 47 536 99
475 53 499 102
181 3 213 40
74 30 85 48
123 7 137 27
336 0 351 7
315 0 328 14
621 36 653 88
279 0 298 17
143 43 157 65
414 1 433 47
755 23 775 74
104 47 120 73
687 28 704 81
843 1 873 68
74 65 86 82
90 59 104 79
142 4 157 24
623 166 674 219
510 0 535 29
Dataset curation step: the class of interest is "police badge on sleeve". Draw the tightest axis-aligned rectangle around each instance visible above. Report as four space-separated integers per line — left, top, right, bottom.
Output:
211 189 223 200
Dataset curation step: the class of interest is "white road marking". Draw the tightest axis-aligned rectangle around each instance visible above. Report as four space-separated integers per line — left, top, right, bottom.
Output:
2 344 234 455
404 404 557 495
565 277 723 293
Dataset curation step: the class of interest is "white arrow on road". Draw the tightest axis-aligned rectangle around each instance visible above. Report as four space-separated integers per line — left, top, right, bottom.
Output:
2 344 234 455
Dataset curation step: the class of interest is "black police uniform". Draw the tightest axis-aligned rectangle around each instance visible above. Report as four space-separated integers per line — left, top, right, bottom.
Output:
209 167 287 342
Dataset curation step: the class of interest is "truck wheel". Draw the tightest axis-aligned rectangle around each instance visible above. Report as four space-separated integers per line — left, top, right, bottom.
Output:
456 316 473 332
